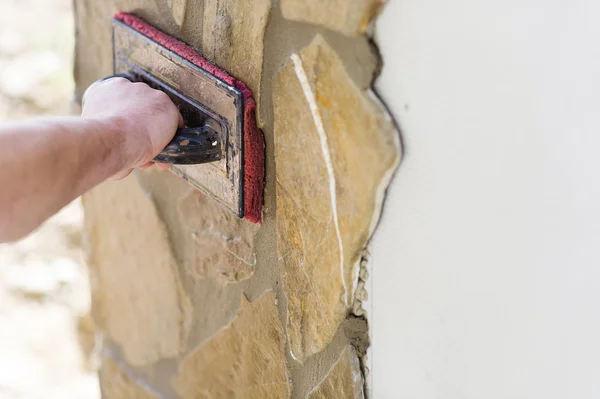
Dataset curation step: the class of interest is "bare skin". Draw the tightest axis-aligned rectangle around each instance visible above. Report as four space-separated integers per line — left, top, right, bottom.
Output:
0 77 183 243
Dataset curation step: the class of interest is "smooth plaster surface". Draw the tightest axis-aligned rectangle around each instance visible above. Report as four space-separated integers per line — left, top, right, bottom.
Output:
372 1 600 398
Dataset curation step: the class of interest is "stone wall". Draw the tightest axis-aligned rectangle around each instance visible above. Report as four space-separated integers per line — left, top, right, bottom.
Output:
75 0 400 397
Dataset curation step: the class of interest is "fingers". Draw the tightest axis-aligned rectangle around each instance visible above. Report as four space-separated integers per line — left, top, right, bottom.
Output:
113 163 169 182
159 91 184 130
139 162 170 170
110 168 133 181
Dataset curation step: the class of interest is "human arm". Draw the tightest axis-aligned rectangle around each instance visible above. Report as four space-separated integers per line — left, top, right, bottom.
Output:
0 77 182 242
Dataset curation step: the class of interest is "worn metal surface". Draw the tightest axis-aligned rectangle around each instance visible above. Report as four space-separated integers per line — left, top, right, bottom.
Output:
152 126 222 164
112 19 244 217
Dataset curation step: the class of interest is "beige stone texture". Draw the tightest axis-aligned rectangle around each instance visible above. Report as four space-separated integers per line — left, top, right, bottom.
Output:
134 169 252 350
308 346 364 399
84 175 192 367
171 0 187 26
275 35 400 360
281 0 384 37
177 189 260 283
77 313 99 372
201 0 271 106
101 357 160 399
76 0 388 396
173 291 291 399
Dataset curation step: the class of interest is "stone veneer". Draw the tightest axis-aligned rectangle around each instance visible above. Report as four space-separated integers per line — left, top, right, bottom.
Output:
281 0 385 37
275 35 399 361
76 0 400 397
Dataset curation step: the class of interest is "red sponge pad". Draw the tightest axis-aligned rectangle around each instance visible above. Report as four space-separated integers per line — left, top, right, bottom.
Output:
115 12 265 224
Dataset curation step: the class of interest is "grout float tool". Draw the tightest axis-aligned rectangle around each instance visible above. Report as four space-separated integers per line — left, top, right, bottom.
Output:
109 12 265 223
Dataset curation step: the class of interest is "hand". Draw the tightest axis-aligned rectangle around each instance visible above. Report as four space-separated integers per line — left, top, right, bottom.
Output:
81 77 183 179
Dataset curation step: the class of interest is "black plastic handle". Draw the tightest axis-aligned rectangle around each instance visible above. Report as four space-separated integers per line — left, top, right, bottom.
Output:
106 72 223 165
153 125 222 164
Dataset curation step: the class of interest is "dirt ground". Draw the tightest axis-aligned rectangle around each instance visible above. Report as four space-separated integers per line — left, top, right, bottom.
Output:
0 0 100 397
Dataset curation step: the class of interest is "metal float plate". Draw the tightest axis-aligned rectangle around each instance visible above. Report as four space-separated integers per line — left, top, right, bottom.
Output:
112 19 244 217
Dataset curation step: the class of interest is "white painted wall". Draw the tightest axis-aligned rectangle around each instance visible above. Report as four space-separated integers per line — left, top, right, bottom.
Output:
371 1 600 398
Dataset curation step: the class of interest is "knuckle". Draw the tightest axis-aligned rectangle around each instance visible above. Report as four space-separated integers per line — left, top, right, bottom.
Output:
152 91 177 115
154 89 171 102
131 81 149 91
104 77 129 87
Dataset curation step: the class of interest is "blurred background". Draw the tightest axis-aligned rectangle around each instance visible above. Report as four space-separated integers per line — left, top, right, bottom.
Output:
0 0 99 397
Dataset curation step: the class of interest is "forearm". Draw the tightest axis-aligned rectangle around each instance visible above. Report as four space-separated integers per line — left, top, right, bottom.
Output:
0 76 180 242
0 117 129 242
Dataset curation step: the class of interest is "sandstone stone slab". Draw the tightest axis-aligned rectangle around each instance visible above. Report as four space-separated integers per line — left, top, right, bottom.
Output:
77 313 99 372
171 0 187 26
83 175 192 367
134 169 251 350
281 0 384 37
274 35 400 360
201 0 271 107
177 189 260 283
101 357 160 399
308 346 364 399
173 291 290 399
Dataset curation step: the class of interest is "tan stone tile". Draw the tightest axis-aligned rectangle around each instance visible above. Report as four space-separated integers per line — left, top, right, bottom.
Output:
281 0 384 37
134 169 251 351
171 0 187 26
274 35 400 360
308 346 364 399
77 312 99 372
101 357 160 399
83 175 192 367
173 291 291 399
177 189 260 283
202 0 271 106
